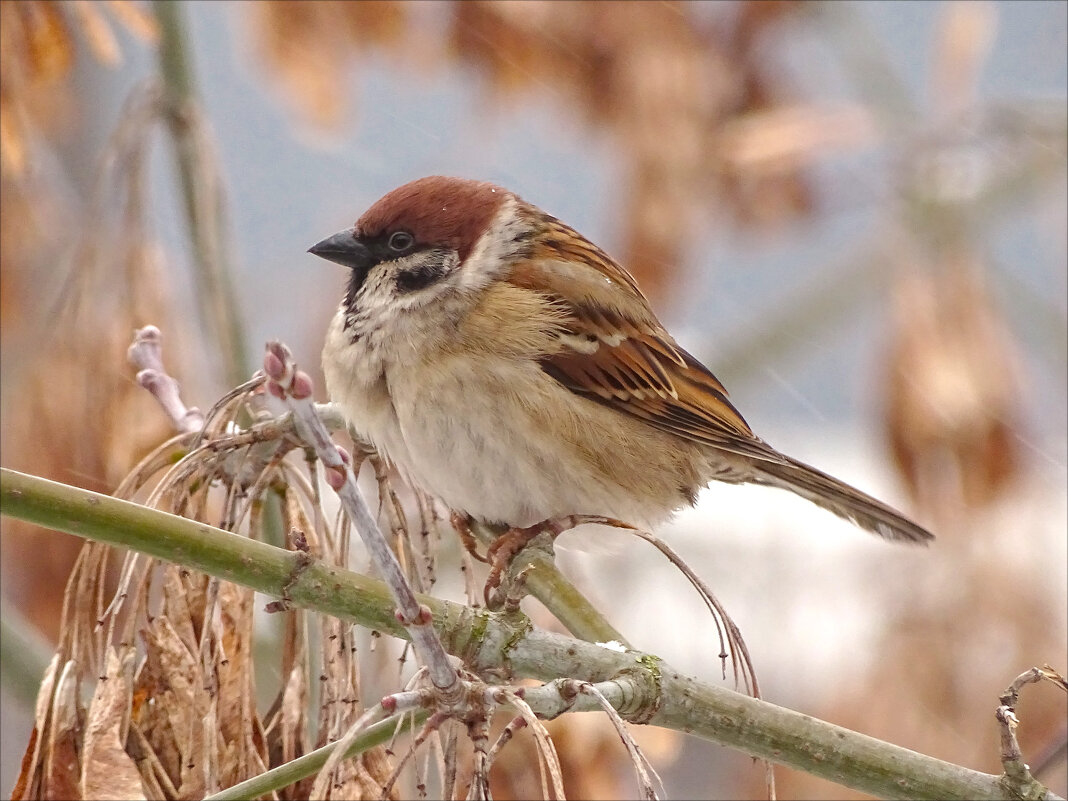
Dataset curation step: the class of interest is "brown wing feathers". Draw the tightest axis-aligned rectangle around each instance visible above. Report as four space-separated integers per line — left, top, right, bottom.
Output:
523 287 771 455
506 220 768 450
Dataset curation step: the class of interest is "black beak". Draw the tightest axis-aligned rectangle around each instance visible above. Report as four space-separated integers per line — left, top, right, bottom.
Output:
308 230 377 272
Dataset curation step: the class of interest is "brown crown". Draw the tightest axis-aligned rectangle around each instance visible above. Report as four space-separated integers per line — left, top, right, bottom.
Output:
356 176 510 261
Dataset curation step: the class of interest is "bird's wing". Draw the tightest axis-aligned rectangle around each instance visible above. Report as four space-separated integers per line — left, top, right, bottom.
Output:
505 222 787 464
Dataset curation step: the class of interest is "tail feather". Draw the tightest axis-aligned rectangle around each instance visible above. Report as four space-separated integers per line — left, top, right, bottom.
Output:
751 455 933 544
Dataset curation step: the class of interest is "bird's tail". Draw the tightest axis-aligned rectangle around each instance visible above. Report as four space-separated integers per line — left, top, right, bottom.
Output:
751 454 934 544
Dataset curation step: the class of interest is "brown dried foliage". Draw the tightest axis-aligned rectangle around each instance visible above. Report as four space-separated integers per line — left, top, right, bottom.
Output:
449 0 829 297
12 379 407 799
880 1 1026 518
0 0 160 640
490 712 681 801
249 0 408 130
0 0 157 176
1 129 173 642
247 0 843 300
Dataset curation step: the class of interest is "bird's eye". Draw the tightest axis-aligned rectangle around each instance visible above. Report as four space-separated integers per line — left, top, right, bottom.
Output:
388 231 415 253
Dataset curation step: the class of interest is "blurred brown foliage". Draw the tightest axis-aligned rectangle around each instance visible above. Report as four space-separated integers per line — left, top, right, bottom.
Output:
749 4 1067 797
880 1 1025 521
249 0 856 300
1 0 163 641
884 255 1021 521
249 0 407 130
0 0 156 175
451 0 816 297
2 1 1065 799
490 711 681 800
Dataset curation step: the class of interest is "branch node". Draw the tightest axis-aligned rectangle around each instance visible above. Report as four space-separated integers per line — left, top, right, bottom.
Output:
994 664 1067 800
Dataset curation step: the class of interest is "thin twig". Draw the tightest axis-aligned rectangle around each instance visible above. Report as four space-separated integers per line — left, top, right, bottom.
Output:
576 680 662 800
627 528 759 698
128 325 205 434
263 341 460 693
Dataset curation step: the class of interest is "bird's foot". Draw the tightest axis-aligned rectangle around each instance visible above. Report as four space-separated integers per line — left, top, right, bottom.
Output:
451 511 488 563
483 515 632 608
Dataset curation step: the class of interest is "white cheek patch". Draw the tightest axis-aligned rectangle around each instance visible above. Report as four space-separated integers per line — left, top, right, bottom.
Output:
346 251 476 357
352 252 451 321
459 197 526 291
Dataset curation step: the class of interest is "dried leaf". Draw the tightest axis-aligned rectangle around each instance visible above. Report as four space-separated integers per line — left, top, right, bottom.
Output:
275 664 310 798
355 745 398 800
248 0 406 129
216 579 270 788
159 566 200 659
81 647 146 800
264 608 310 799
180 570 212 644
140 616 208 799
0 100 28 176
0 0 154 177
11 726 41 801
43 660 83 801
20 1 75 81
11 652 61 800
2 90 173 640
104 0 160 44
717 105 875 174
128 720 181 801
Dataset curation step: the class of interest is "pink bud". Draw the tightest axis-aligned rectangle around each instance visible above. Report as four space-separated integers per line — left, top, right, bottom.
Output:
291 370 314 399
263 349 285 382
326 465 347 490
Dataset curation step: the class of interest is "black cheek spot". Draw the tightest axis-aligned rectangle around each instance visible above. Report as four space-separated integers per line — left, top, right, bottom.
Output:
396 263 445 293
395 250 452 293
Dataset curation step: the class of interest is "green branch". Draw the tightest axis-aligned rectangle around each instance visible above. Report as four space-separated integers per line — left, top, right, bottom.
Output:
207 713 426 801
1 468 1045 801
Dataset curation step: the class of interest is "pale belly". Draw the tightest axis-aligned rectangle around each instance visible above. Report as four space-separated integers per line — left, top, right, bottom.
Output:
381 354 702 529
324 306 705 529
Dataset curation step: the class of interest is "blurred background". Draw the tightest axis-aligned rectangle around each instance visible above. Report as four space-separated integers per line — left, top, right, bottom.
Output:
1 1 1065 798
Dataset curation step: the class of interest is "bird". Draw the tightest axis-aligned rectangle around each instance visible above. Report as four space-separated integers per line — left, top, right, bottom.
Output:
310 175 934 563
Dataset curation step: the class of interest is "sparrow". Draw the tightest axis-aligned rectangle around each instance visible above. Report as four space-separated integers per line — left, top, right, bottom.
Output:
311 176 933 549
